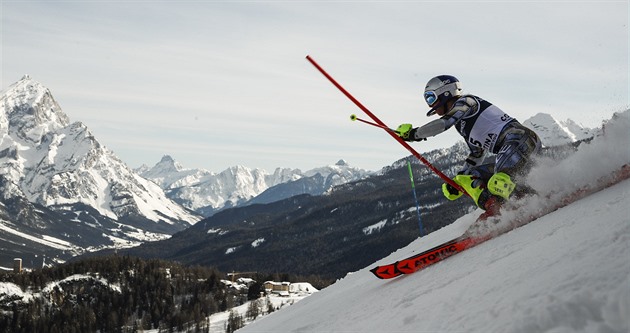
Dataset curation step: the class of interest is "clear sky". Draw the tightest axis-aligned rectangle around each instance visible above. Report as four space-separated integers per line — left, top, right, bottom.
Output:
1 1 628 173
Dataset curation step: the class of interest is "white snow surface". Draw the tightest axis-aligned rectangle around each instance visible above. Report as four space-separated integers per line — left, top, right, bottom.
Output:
239 111 630 333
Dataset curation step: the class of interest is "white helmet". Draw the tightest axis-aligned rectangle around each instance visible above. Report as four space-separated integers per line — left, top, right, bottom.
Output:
424 75 463 116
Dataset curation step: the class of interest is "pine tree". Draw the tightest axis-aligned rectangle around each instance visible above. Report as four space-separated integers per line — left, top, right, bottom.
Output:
245 299 260 320
225 310 243 333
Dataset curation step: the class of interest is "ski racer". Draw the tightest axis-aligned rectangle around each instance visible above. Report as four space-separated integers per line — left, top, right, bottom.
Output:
396 75 542 215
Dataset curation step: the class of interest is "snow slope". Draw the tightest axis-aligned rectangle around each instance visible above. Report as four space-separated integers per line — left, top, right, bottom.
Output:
239 112 630 333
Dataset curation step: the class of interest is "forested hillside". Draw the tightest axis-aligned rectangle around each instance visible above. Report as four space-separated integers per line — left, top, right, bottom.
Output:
0 256 330 333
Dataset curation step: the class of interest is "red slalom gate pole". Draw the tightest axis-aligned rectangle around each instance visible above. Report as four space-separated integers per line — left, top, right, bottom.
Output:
306 55 469 197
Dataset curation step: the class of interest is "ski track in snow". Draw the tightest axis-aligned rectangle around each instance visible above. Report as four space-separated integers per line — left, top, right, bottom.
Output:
240 113 630 333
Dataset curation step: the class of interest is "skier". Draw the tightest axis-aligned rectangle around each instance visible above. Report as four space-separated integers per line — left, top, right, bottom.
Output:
396 75 541 215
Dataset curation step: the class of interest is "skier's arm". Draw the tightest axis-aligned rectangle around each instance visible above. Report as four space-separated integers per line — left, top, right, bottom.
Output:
401 112 462 141
408 119 448 141
397 96 471 141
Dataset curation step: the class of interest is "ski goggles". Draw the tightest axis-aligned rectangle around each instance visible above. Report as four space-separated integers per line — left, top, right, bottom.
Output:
424 91 438 106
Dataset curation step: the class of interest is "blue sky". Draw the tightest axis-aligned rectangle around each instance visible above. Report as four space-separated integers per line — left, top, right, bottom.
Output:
1 1 628 172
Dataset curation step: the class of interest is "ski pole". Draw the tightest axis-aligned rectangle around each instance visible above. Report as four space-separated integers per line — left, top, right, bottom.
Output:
306 55 469 197
407 160 425 236
350 114 399 133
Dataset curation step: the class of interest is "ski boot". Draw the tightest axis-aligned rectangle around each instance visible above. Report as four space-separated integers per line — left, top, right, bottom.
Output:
477 191 503 220
453 172 516 220
478 172 517 219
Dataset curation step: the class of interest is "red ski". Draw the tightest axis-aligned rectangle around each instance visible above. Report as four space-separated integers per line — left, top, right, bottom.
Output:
370 235 487 279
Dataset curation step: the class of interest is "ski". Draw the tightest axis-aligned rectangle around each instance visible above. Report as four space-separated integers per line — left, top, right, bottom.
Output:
371 164 630 280
370 235 486 279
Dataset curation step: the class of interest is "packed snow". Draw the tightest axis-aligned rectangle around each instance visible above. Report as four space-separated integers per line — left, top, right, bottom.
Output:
239 113 630 333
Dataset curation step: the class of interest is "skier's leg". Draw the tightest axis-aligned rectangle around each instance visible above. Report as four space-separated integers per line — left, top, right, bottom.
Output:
494 126 542 199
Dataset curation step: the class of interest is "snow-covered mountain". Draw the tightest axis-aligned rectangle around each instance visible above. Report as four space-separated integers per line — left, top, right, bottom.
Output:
0 75 199 225
138 157 371 216
238 110 630 333
524 112 597 147
137 155 302 216
0 75 202 265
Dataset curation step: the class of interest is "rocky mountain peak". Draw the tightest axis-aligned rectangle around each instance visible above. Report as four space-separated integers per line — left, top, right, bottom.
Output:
1 76 70 144
0 76 200 226
523 112 596 147
158 155 184 172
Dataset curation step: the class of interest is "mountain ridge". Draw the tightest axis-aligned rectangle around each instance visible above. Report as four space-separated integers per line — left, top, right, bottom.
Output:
137 155 372 217
0 76 202 266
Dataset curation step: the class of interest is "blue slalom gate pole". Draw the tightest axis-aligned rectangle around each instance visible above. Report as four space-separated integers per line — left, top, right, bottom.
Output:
407 160 424 236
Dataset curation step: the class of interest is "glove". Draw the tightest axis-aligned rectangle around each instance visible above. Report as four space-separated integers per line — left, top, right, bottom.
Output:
442 183 463 201
396 124 414 140
396 124 426 141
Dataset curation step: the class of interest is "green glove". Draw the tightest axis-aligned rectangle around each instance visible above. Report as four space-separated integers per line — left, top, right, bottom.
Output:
396 124 414 140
